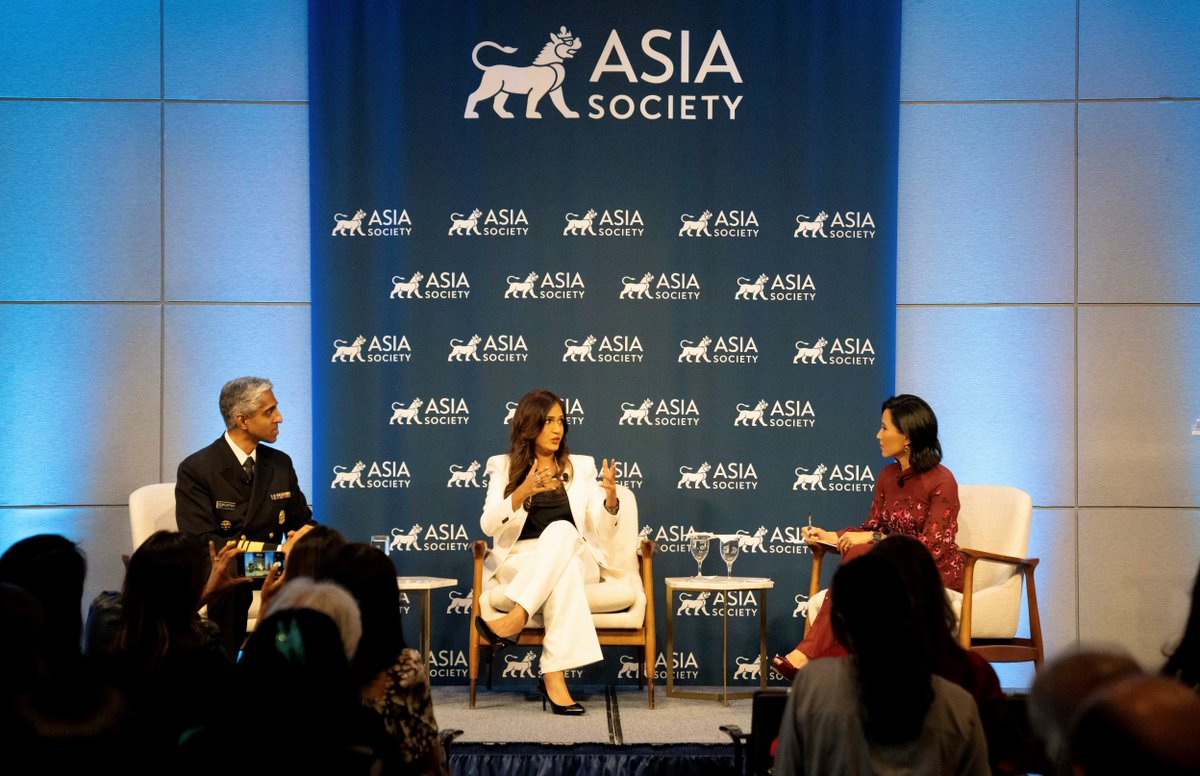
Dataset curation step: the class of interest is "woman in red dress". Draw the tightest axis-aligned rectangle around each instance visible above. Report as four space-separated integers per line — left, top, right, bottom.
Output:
773 394 963 678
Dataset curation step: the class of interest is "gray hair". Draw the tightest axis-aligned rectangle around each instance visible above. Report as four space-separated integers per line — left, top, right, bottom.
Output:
264 578 362 660
219 376 273 429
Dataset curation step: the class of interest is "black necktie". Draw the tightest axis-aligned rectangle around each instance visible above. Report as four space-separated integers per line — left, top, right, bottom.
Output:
243 457 255 483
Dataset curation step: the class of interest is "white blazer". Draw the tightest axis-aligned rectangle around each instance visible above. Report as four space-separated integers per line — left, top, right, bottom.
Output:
479 453 623 586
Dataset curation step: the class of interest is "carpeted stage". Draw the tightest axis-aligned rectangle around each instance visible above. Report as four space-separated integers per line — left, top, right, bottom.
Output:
434 685 748 774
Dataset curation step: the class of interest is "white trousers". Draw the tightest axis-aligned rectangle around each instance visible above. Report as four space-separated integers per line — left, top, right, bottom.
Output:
492 520 602 673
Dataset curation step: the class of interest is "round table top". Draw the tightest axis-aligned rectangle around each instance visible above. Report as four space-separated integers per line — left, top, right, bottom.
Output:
665 575 774 591
395 576 458 590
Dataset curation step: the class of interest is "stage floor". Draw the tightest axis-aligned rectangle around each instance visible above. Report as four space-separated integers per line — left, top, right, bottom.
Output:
432 685 753 746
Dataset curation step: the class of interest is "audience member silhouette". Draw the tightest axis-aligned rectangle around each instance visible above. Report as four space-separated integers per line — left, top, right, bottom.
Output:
1068 674 1200 775
259 524 348 613
1163 560 1200 689
262 577 361 660
320 543 449 775
774 552 989 774
0 534 87 670
1027 647 1142 773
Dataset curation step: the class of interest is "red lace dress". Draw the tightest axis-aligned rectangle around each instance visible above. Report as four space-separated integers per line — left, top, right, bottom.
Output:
793 462 963 658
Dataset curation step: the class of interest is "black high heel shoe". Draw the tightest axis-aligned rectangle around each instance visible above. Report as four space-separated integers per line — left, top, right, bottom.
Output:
474 616 517 650
537 679 585 716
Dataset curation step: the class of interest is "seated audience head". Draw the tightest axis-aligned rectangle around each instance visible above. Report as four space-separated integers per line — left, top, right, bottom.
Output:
283 524 347 580
1068 675 1200 775
0 582 49 702
830 552 932 745
0 534 87 666
319 543 406 686
1028 647 1143 769
1163 560 1200 688
263 577 361 660
869 534 956 655
880 394 941 472
113 530 208 667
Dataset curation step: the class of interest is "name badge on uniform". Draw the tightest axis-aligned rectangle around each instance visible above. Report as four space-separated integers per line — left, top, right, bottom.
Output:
216 500 237 511
278 509 286 525
270 491 291 501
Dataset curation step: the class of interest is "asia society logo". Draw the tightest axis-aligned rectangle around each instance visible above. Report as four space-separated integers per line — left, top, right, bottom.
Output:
388 522 471 553
447 334 529 362
677 461 758 490
502 396 585 425
563 208 644 237
331 208 412 237
678 335 758 364
734 654 765 680
447 461 487 488
793 463 876 492
619 272 700 300
792 336 876 365
562 334 644 363
389 397 470 426
503 271 585 300
329 460 410 489
733 399 815 428
793 210 875 239
331 334 411 363
448 208 529 236
654 651 701 680
390 271 471 300
734 273 816 302
612 460 643 489
617 397 700 427
428 649 468 679
675 590 760 617
445 589 473 615
464 27 583 119
678 209 758 238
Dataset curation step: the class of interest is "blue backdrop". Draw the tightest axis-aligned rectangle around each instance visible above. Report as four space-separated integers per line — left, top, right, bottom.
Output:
310 0 899 687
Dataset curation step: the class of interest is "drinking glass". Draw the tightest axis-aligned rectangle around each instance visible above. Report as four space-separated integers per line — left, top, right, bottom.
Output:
369 534 390 556
720 537 740 577
688 534 710 578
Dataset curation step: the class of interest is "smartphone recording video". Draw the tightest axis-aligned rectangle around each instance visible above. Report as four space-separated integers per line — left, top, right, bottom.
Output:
236 550 284 578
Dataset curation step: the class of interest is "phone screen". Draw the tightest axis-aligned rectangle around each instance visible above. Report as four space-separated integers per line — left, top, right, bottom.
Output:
237 550 284 578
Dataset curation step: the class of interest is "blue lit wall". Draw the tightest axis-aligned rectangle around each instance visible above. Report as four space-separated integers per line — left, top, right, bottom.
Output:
1 1 1196 688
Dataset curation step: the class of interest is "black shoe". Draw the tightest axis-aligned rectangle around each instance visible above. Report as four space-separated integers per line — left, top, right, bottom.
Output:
475 616 517 650
537 679 585 715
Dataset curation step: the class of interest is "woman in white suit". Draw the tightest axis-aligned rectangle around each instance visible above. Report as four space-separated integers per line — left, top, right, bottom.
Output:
477 388 622 715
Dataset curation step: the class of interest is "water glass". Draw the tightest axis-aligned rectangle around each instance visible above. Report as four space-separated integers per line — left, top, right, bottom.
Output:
689 533 710 577
369 534 390 556
720 537 740 577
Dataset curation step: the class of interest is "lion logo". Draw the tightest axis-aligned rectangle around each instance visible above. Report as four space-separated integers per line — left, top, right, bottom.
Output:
677 462 712 489
732 655 763 680
464 27 582 119
618 398 654 426
678 210 713 237
390 272 424 299
330 461 366 488
446 589 473 614
448 209 482 236
448 335 482 361
678 336 712 363
793 337 828 364
619 272 656 299
734 274 770 300
562 335 597 362
504 272 539 299
734 400 769 427
676 591 711 615
563 209 597 236
332 210 366 237
792 464 828 491
389 398 423 425
390 525 423 552
794 211 828 238
503 401 518 424
331 335 366 363
502 651 538 678
736 527 768 553
447 461 482 488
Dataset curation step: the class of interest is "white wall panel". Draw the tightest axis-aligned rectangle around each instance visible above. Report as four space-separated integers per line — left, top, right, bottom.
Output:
898 103 1074 304
164 103 309 302
0 305 161 505
898 306 1075 507
0 102 161 301
0 0 159 98
901 0 1075 102
165 0 307 102
1080 0 1200 98
162 304 312 496
1078 508 1200 669
1079 102 1200 303
1078 306 1200 506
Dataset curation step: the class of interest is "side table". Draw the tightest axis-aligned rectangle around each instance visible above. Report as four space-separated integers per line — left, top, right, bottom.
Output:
665 576 774 705
396 576 457 663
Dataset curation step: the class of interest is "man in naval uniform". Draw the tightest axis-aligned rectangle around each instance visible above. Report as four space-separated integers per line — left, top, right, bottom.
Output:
176 376 312 656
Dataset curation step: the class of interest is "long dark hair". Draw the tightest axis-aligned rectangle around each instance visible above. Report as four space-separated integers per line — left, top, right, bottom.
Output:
113 531 209 668
871 535 963 674
882 394 942 473
1164 562 1200 687
830 553 934 745
319 543 406 687
283 525 347 580
504 388 572 498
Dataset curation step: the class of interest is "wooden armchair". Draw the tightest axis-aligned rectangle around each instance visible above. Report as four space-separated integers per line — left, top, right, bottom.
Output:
468 484 657 708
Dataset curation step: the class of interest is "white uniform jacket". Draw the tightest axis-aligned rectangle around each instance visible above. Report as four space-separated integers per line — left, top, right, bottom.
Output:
479 453 623 587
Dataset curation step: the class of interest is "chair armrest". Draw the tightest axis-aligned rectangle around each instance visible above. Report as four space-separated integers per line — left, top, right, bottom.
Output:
807 544 828 599
472 539 488 559
638 538 657 559
957 546 1041 649
958 545 1039 570
719 724 748 742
